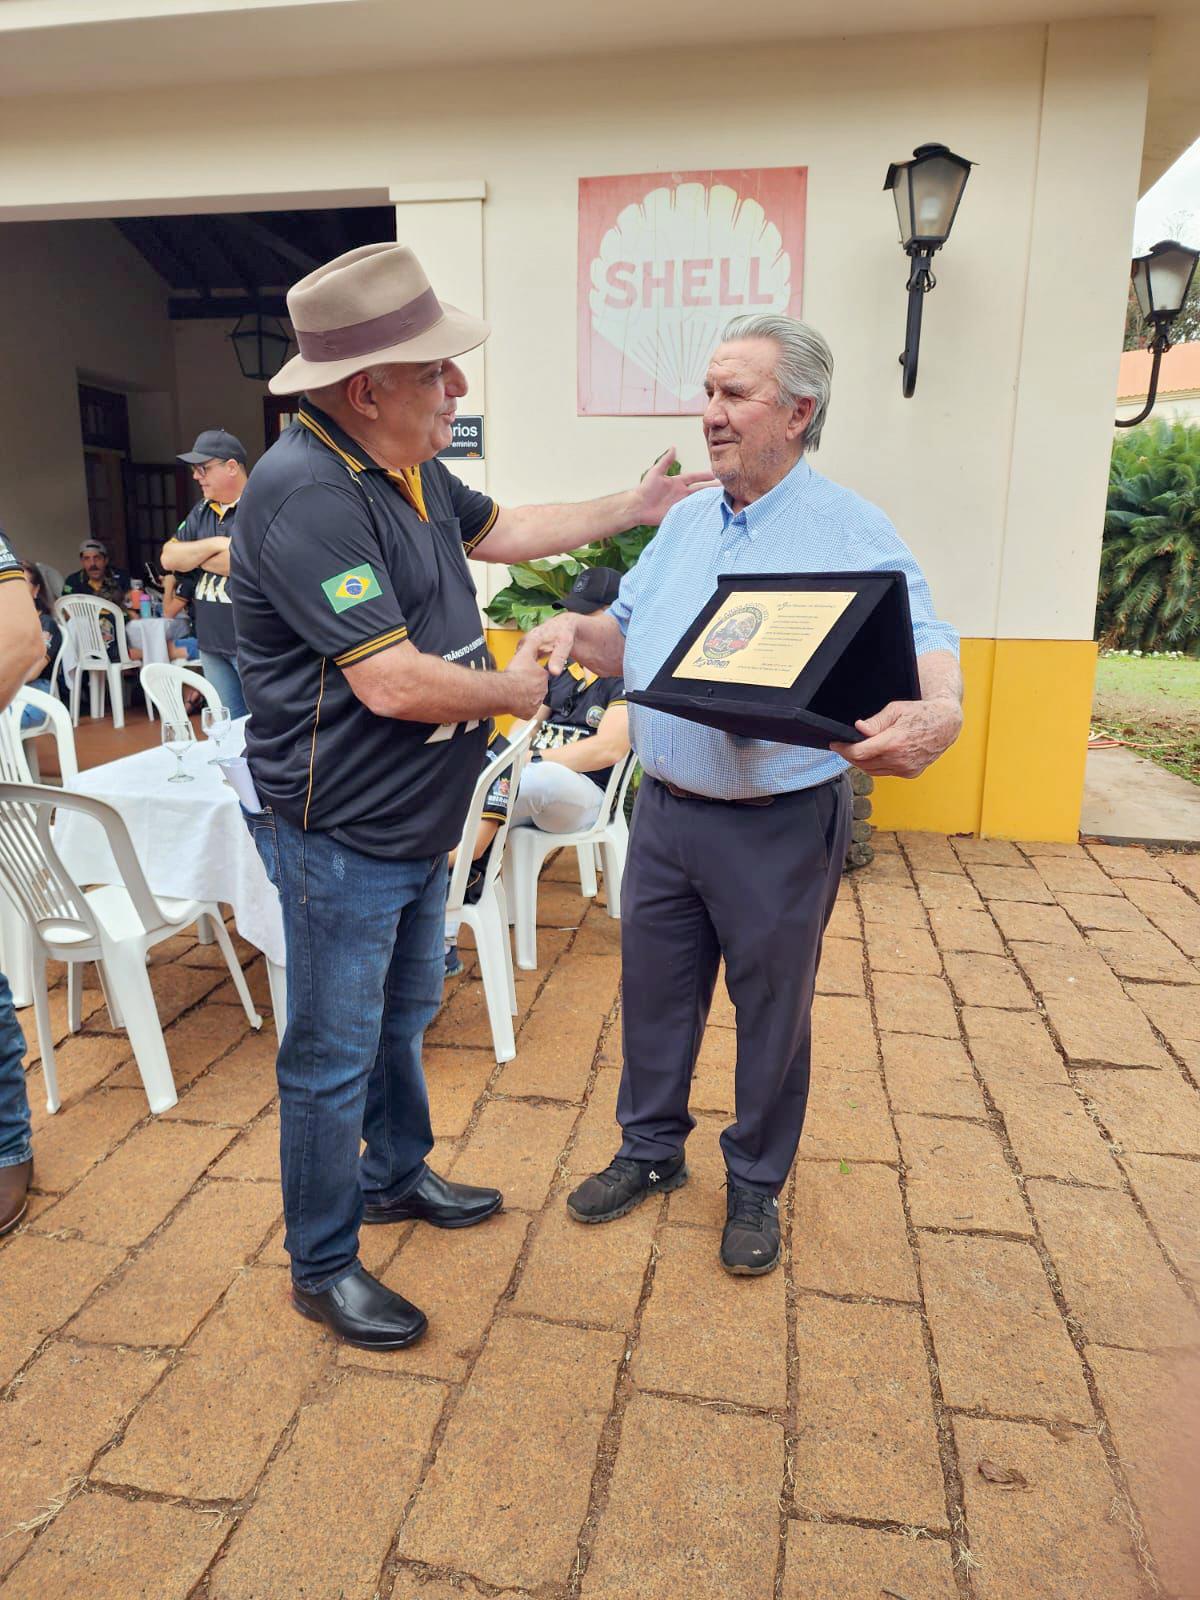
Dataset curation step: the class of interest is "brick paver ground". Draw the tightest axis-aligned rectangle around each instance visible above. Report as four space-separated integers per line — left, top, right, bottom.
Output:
2 833 1199 1599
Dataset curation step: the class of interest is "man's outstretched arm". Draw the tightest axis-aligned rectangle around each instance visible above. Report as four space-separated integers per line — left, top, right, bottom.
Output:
472 449 717 565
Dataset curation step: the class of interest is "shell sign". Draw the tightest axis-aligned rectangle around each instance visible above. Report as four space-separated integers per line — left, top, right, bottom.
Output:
578 167 807 416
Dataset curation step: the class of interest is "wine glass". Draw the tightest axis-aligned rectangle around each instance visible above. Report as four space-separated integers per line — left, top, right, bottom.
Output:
161 720 193 783
201 704 232 764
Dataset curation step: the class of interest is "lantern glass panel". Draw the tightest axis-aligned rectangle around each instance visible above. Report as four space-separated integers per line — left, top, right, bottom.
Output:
1146 245 1198 318
891 173 913 245
908 156 968 244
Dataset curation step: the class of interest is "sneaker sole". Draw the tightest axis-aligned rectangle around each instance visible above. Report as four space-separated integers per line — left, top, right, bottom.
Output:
721 1253 780 1276
291 1294 428 1350
566 1165 688 1224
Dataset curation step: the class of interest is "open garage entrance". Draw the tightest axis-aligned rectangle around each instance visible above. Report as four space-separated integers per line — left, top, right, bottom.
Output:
0 198 395 588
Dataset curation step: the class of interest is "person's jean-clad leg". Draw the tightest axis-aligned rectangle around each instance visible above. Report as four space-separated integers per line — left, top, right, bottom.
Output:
248 806 442 1293
0 968 33 1172
199 649 248 719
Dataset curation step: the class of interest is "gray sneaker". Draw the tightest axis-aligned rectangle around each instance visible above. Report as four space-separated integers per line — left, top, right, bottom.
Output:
566 1152 687 1223
720 1179 781 1274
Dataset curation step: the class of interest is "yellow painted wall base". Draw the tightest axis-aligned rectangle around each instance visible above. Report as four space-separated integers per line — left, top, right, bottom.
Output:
871 638 1097 841
488 627 1098 843
977 639 1097 842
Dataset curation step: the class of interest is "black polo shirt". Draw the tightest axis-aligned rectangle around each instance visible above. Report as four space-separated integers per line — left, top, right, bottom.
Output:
230 402 499 860
174 498 238 655
533 665 626 790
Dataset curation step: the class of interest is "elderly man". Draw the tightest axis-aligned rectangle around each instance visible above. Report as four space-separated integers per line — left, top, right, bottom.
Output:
159 429 250 717
525 313 962 1277
231 242 714 1349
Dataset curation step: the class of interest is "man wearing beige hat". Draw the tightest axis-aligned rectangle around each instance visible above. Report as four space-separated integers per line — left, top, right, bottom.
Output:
231 242 714 1351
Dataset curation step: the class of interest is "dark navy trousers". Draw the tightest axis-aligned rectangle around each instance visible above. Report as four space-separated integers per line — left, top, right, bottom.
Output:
616 774 851 1195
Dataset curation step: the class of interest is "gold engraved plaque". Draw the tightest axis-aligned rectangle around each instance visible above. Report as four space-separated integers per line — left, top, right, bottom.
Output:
672 589 855 689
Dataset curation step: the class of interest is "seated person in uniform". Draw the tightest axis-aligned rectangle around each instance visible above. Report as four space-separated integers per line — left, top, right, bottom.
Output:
509 566 631 836
161 573 202 662
444 723 515 977
18 561 63 731
61 538 135 661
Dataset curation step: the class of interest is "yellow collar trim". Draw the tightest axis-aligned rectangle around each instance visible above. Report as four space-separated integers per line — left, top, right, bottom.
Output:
386 466 428 523
298 409 427 522
207 496 240 522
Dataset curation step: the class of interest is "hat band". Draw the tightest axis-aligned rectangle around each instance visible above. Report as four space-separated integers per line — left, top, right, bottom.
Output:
294 287 443 363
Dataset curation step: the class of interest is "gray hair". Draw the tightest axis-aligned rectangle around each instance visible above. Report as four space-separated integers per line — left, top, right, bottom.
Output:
721 313 834 451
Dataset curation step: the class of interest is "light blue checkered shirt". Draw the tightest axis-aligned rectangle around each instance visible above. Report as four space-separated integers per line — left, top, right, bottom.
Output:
609 458 959 800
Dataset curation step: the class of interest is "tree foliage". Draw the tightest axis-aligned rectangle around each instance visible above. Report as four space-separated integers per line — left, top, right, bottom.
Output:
484 457 679 631
1097 421 1200 654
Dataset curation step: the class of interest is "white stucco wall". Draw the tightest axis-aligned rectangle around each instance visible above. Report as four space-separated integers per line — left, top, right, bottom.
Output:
0 18 1152 640
0 220 177 574
172 319 276 473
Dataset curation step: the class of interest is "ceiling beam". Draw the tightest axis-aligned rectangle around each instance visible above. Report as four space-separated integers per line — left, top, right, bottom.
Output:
221 212 319 275
168 294 289 321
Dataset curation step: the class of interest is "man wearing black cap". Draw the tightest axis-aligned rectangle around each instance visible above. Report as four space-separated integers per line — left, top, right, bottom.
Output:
160 428 250 716
508 567 630 837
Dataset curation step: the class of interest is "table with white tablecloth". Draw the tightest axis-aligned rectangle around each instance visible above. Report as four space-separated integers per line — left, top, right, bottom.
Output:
52 719 287 1023
125 615 189 664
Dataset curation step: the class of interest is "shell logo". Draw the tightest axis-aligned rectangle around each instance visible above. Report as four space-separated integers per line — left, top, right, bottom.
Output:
579 169 807 416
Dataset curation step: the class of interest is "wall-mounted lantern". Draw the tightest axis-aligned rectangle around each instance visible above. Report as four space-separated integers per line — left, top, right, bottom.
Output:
230 313 292 382
883 143 974 398
1115 240 1200 427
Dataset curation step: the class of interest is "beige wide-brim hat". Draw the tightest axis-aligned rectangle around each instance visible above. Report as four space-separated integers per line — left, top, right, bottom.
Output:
269 241 490 395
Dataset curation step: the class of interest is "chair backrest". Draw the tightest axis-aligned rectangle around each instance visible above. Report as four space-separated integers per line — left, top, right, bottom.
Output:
57 595 130 665
11 685 80 786
446 720 538 916
36 563 64 602
140 663 224 731
0 709 34 784
0 782 168 952
596 749 640 829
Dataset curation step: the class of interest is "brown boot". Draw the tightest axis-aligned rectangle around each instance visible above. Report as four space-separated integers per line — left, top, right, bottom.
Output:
0 1158 32 1236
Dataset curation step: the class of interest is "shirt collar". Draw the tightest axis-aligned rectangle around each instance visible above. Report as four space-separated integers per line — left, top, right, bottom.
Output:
297 398 428 522
718 456 812 538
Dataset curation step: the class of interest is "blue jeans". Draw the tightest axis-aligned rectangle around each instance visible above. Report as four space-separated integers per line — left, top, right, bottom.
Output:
19 677 52 731
0 969 32 1170
248 806 445 1292
200 649 248 719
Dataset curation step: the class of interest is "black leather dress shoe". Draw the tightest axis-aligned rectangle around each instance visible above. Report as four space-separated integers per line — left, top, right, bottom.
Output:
291 1263 427 1350
361 1166 503 1229
0 1157 32 1237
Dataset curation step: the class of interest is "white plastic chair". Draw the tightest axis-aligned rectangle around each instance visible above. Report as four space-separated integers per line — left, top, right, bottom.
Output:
140 663 224 731
0 709 42 1007
56 595 139 729
0 782 262 1114
504 750 639 972
445 720 538 1064
1 690 79 1005
13 683 79 787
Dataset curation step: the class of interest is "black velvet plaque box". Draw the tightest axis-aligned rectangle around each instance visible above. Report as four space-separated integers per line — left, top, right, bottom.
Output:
624 571 919 749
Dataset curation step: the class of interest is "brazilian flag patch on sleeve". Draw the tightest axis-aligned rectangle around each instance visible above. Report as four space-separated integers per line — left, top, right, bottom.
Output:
322 563 382 613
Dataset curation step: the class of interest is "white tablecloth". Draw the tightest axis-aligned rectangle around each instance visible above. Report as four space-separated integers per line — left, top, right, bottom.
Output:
126 616 188 664
53 719 285 965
